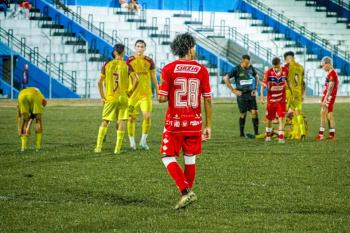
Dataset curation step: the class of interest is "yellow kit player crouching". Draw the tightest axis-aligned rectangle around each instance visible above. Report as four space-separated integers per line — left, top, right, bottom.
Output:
126 40 159 150
17 87 47 152
94 43 139 154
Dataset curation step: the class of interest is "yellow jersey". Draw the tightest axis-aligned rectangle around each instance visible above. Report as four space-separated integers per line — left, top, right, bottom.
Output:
100 59 130 102
286 61 304 97
126 55 155 99
18 87 45 115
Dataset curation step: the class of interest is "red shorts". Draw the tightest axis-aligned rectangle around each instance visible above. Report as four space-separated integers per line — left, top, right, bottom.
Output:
265 102 286 121
160 131 202 157
322 95 336 113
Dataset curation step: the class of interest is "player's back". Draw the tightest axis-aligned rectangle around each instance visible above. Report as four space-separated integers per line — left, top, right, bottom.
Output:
103 59 129 101
18 87 44 104
324 69 339 96
160 59 211 135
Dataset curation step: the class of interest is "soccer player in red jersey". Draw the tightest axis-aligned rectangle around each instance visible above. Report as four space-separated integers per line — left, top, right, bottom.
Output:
158 33 212 209
315 56 338 140
260 57 289 143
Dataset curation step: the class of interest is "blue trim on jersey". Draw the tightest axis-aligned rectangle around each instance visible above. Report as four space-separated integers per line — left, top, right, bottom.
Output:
268 76 286 83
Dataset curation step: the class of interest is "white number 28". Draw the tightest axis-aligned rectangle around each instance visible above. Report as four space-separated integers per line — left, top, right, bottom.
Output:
174 78 200 108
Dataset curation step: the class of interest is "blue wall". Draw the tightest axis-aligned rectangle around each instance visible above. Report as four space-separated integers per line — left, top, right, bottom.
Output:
65 0 241 12
0 42 80 98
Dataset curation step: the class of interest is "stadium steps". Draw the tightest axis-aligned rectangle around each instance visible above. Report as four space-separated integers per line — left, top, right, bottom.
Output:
173 13 192 18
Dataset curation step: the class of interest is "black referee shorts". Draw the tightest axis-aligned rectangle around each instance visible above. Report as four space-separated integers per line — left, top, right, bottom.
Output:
236 91 258 113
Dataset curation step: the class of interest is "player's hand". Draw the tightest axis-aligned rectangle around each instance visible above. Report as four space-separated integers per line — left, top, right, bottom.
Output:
202 127 211 142
42 99 47 107
251 90 257 96
260 96 265 104
101 98 106 105
127 90 133 97
233 90 242 96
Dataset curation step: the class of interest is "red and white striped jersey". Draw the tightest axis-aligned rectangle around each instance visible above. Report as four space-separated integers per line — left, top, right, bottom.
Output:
263 67 288 103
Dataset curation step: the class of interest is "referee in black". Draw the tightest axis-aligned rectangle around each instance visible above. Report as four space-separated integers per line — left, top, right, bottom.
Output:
223 54 260 137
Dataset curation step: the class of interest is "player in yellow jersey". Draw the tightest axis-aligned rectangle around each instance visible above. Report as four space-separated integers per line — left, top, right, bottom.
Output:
284 51 306 140
16 87 47 152
126 40 159 150
94 43 139 154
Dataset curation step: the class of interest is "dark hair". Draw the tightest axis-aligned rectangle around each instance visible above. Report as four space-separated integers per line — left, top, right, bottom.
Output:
112 43 125 57
170 33 196 57
242 54 250 60
272 57 281 66
283 51 294 59
135 39 146 47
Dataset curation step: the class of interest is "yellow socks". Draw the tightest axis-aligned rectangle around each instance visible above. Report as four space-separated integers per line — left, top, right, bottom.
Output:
128 120 136 137
95 126 108 152
297 115 306 137
114 130 125 154
35 133 42 150
142 119 151 134
21 135 28 152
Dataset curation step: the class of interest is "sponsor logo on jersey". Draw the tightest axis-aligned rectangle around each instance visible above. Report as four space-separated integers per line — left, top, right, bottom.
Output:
190 120 201 126
174 64 201 74
174 121 180 127
271 86 284 91
182 121 188 127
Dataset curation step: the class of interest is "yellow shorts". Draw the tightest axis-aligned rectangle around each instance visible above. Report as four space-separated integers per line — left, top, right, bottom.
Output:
128 97 152 116
286 91 302 111
102 95 128 121
18 94 43 117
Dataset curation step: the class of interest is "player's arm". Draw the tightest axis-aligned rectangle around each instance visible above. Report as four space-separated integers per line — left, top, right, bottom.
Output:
223 73 241 96
158 69 168 103
98 74 106 103
302 69 306 99
16 106 22 136
260 72 268 104
323 80 335 106
128 72 139 97
253 67 259 96
202 98 212 141
150 69 159 96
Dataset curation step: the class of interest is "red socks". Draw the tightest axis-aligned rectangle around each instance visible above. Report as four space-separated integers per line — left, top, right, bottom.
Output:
184 156 196 189
162 157 188 192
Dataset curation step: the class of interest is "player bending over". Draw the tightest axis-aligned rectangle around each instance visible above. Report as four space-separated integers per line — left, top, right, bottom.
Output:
17 87 47 151
260 57 288 143
158 33 212 209
94 43 138 154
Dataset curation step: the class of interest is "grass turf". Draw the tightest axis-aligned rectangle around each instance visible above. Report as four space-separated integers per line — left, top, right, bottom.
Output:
0 102 349 232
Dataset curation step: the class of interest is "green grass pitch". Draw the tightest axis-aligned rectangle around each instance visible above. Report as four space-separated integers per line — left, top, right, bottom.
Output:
0 102 349 232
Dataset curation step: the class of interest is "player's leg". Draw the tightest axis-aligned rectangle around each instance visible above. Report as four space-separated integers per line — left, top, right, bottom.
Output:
250 95 259 135
326 103 335 140
95 101 116 152
265 103 274 142
139 98 152 149
114 99 128 154
277 103 286 143
34 114 43 151
316 105 327 141
95 120 109 153
127 100 138 150
183 136 201 189
20 113 30 151
237 95 247 137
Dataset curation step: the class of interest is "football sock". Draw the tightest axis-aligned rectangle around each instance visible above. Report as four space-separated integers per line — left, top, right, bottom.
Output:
162 157 189 192
140 133 148 145
21 135 28 151
252 117 259 135
96 126 108 149
278 130 285 140
297 115 306 136
239 116 246 136
184 156 196 189
127 120 135 137
292 116 300 138
266 127 272 138
142 118 151 134
35 133 42 150
114 130 125 153
318 127 325 136
329 128 335 137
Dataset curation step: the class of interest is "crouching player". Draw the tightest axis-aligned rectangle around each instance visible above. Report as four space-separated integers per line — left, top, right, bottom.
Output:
17 87 47 151
158 33 212 209
94 43 138 154
260 57 288 143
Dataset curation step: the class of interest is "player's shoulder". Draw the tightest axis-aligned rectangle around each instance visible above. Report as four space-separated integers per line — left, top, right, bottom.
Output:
143 55 154 63
102 59 112 68
126 55 136 63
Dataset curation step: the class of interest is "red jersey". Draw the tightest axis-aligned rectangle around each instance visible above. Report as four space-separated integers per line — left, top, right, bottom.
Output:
159 60 211 136
322 69 338 98
263 67 288 103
